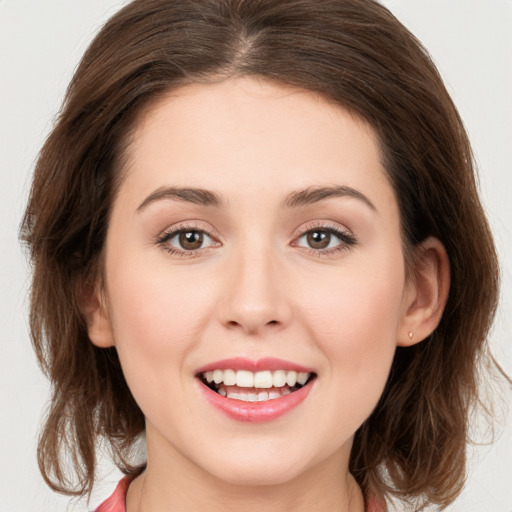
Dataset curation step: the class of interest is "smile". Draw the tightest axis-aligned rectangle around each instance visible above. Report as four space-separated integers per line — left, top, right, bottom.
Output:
201 369 312 402
195 358 316 422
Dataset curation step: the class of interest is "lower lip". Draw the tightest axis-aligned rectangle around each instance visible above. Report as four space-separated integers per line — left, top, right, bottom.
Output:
198 381 313 423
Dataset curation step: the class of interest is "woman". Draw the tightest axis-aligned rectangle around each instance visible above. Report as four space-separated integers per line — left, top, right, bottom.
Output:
19 0 507 510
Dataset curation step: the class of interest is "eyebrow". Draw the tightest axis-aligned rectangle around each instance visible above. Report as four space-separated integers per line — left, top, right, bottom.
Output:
136 184 376 212
283 185 376 211
137 186 223 211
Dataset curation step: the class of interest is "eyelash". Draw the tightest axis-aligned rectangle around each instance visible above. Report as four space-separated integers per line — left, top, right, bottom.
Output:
156 222 357 258
156 223 219 258
292 222 357 257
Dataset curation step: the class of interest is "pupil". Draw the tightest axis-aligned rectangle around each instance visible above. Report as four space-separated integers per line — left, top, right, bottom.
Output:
307 230 330 249
179 231 203 250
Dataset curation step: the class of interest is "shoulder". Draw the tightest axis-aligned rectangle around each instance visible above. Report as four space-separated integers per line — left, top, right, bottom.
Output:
94 477 131 512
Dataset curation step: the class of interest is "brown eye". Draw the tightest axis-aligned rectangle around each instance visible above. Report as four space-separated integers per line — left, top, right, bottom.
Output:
179 230 204 250
295 226 356 253
306 230 331 249
160 228 216 253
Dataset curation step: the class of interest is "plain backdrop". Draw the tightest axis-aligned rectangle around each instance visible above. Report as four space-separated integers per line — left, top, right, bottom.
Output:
1 1 511 511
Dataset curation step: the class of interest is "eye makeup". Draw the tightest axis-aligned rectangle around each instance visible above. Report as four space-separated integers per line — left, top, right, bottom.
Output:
156 222 221 258
155 219 357 259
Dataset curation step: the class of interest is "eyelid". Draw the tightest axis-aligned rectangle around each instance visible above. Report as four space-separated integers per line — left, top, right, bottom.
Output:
154 219 356 258
290 221 357 254
156 221 222 256
291 220 354 239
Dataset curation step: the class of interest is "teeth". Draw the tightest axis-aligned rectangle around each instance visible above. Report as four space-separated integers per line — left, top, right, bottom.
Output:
223 369 236 386
202 369 311 389
297 372 309 385
272 370 287 387
258 391 268 401
236 370 254 387
225 386 291 402
254 371 273 388
286 371 297 386
229 391 242 400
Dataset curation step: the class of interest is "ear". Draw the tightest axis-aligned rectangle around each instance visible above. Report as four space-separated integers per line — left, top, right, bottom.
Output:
398 237 450 347
80 280 115 348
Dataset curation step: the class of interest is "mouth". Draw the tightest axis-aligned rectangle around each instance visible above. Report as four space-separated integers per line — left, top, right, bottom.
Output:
195 358 317 422
198 369 316 402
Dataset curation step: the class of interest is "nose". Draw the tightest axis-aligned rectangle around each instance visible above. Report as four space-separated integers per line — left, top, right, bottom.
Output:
218 247 292 335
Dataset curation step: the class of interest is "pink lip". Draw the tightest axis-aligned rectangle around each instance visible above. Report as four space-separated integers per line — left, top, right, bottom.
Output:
195 357 314 374
197 379 314 423
195 357 315 423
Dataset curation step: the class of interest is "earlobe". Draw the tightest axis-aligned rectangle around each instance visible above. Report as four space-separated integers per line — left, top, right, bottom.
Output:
80 281 115 348
398 237 450 347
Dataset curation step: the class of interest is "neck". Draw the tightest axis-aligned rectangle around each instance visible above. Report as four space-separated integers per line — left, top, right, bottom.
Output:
127 431 365 512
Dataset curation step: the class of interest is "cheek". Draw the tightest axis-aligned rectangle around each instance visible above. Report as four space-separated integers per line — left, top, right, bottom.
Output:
104 260 219 383
302 258 404 334
277 258 406 461
109 260 208 335
297 257 405 395
103 262 222 424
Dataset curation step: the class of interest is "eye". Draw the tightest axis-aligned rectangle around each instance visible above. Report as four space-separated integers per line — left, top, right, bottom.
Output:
157 227 218 254
295 226 356 252
176 230 210 250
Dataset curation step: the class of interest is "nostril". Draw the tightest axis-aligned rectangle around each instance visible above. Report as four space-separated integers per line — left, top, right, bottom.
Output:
224 318 280 333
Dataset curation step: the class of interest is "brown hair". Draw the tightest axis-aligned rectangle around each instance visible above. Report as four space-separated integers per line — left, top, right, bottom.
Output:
21 0 501 508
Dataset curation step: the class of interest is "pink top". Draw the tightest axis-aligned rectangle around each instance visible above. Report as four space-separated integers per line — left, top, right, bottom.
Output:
95 477 130 512
95 476 386 512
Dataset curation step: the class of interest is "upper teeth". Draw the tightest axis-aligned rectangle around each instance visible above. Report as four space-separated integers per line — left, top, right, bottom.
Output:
203 369 310 388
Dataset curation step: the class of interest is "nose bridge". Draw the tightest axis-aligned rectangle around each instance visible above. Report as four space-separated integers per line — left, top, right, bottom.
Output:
221 238 290 334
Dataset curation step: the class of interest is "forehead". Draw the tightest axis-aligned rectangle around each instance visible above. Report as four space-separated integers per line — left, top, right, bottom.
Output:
118 77 396 215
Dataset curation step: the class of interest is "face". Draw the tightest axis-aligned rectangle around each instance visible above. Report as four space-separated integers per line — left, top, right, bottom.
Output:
95 77 415 487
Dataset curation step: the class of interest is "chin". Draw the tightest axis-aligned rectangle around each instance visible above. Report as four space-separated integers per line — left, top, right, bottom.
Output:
207 459 307 488
192 436 327 489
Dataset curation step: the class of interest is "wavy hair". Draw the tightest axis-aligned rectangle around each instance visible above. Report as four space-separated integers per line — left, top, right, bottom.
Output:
21 0 501 508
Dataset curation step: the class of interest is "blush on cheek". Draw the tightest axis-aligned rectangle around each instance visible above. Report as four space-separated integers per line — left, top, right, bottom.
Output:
108 267 219 366
301 272 402 383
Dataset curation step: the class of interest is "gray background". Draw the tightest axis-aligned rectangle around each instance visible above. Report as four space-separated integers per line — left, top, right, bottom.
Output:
1 1 510 510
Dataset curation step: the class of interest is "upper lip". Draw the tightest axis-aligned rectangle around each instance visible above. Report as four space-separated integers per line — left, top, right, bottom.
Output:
195 357 314 375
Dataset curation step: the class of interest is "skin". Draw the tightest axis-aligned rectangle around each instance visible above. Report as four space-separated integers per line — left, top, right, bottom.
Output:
87 77 449 512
